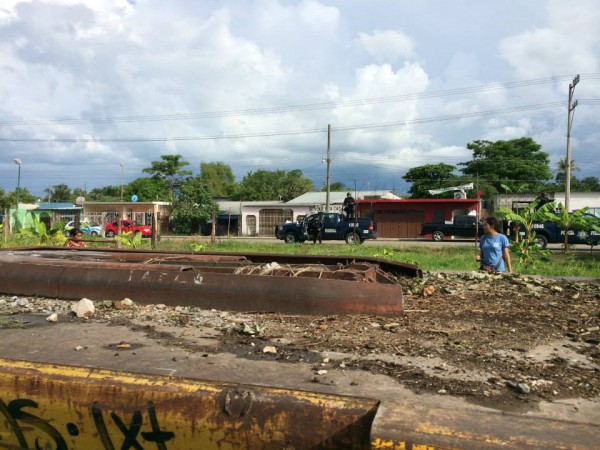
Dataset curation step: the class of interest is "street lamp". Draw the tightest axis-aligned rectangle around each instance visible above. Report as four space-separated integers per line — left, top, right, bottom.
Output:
13 158 21 210
565 74 580 213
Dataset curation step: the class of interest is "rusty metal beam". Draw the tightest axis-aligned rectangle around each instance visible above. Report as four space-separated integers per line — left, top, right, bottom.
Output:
7 246 423 277
0 357 378 449
0 248 406 315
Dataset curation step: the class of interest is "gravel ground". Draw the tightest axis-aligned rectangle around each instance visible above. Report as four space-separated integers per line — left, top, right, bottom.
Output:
1 271 598 414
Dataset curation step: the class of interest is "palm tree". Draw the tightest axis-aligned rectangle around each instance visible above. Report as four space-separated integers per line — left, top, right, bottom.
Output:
50 184 72 202
554 158 580 182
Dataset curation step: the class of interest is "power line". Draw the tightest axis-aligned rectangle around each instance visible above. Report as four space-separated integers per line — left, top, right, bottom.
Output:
2 74 599 127
0 102 566 143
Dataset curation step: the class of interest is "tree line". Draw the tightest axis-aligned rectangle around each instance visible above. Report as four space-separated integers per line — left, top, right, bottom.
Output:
402 137 599 198
2 137 598 224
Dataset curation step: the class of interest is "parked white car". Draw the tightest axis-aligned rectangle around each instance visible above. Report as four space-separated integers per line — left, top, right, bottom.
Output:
64 221 103 236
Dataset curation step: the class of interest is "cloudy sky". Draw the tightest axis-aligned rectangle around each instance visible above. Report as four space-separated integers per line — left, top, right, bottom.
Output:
1 0 599 198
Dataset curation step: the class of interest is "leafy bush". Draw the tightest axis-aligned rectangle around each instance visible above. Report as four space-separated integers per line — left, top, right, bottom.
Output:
18 213 66 246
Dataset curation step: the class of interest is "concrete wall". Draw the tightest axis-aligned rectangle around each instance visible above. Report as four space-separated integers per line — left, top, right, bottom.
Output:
552 192 600 216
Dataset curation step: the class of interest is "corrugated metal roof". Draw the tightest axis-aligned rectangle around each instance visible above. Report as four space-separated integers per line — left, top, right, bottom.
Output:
216 200 285 213
286 190 400 205
37 203 80 210
285 192 346 204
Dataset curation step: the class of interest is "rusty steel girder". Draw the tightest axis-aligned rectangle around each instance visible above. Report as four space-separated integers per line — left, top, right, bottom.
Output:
0 357 379 449
0 248 415 315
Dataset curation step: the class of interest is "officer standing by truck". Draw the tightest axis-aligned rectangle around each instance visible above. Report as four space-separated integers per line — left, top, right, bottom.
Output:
343 192 355 220
310 215 323 244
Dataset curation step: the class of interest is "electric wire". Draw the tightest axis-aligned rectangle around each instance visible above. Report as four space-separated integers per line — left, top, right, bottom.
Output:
0 102 566 143
1 74 599 127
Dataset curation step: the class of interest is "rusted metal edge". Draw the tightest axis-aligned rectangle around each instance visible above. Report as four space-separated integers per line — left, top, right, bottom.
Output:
6 246 423 278
0 357 379 450
0 258 404 315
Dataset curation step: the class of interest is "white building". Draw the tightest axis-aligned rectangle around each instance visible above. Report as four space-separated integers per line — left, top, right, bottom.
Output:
215 190 401 237
552 192 600 217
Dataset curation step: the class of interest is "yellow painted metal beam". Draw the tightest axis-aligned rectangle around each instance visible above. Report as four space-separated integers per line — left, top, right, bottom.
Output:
0 358 378 449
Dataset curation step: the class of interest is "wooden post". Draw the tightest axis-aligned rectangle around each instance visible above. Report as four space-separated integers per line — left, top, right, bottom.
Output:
211 210 216 243
151 212 157 249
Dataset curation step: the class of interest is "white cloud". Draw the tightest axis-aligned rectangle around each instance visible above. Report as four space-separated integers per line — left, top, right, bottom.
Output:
500 29 598 78
297 0 339 31
482 117 533 141
0 0 599 195
332 62 428 141
499 1 600 77
357 29 414 62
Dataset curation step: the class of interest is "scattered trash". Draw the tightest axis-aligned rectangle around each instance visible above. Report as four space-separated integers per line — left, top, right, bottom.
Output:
114 298 134 310
422 286 435 297
71 298 95 318
239 322 264 335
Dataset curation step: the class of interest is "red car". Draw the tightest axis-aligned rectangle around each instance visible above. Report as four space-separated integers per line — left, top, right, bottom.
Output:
104 220 152 238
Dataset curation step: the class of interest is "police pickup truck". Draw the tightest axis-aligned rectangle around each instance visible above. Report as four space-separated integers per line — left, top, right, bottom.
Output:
519 214 600 249
275 212 377 244
420 215 483 241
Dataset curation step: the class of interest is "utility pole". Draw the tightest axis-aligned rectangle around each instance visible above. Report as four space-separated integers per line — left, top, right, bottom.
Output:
13 159 22 210
120 163 124 202
565 74 579 213
325 124 331 212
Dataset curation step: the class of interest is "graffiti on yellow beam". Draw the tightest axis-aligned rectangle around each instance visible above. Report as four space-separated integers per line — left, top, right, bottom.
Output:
0 358 378 449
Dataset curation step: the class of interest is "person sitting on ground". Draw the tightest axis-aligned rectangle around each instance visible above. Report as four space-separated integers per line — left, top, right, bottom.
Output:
65 228 85 248
477 217 511 273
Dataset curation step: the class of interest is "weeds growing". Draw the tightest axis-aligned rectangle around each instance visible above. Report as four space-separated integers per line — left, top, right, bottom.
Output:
2 234 599 278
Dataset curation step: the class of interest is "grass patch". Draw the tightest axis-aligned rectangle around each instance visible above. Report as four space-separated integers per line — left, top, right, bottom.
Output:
154 238 600 278
3 235 599 278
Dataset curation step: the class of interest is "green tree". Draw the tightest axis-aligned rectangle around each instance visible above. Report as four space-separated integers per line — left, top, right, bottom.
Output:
45 183 71 202
72 188 86 201
322 181 348 192
573 176 600 192
6 187 37 205
199 162 237 197
143 154 192 201
460 138 552 197
87 186 121 202
554 157 580 183
125 177 169 202
0 188 9 210
233 169 314 201
169 176 218 234
402 163 458 198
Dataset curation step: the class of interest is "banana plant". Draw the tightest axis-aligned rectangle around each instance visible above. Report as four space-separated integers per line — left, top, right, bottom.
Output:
114 231 148 249
18 213 66 246
496 200 554 264
542 204 598 252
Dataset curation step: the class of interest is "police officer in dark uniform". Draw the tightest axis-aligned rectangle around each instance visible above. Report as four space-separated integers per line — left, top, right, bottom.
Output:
310 215 323 244
535 192 551 210
343 192 355 220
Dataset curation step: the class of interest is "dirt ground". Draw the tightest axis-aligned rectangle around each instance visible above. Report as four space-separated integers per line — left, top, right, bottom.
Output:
1 271 598 415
